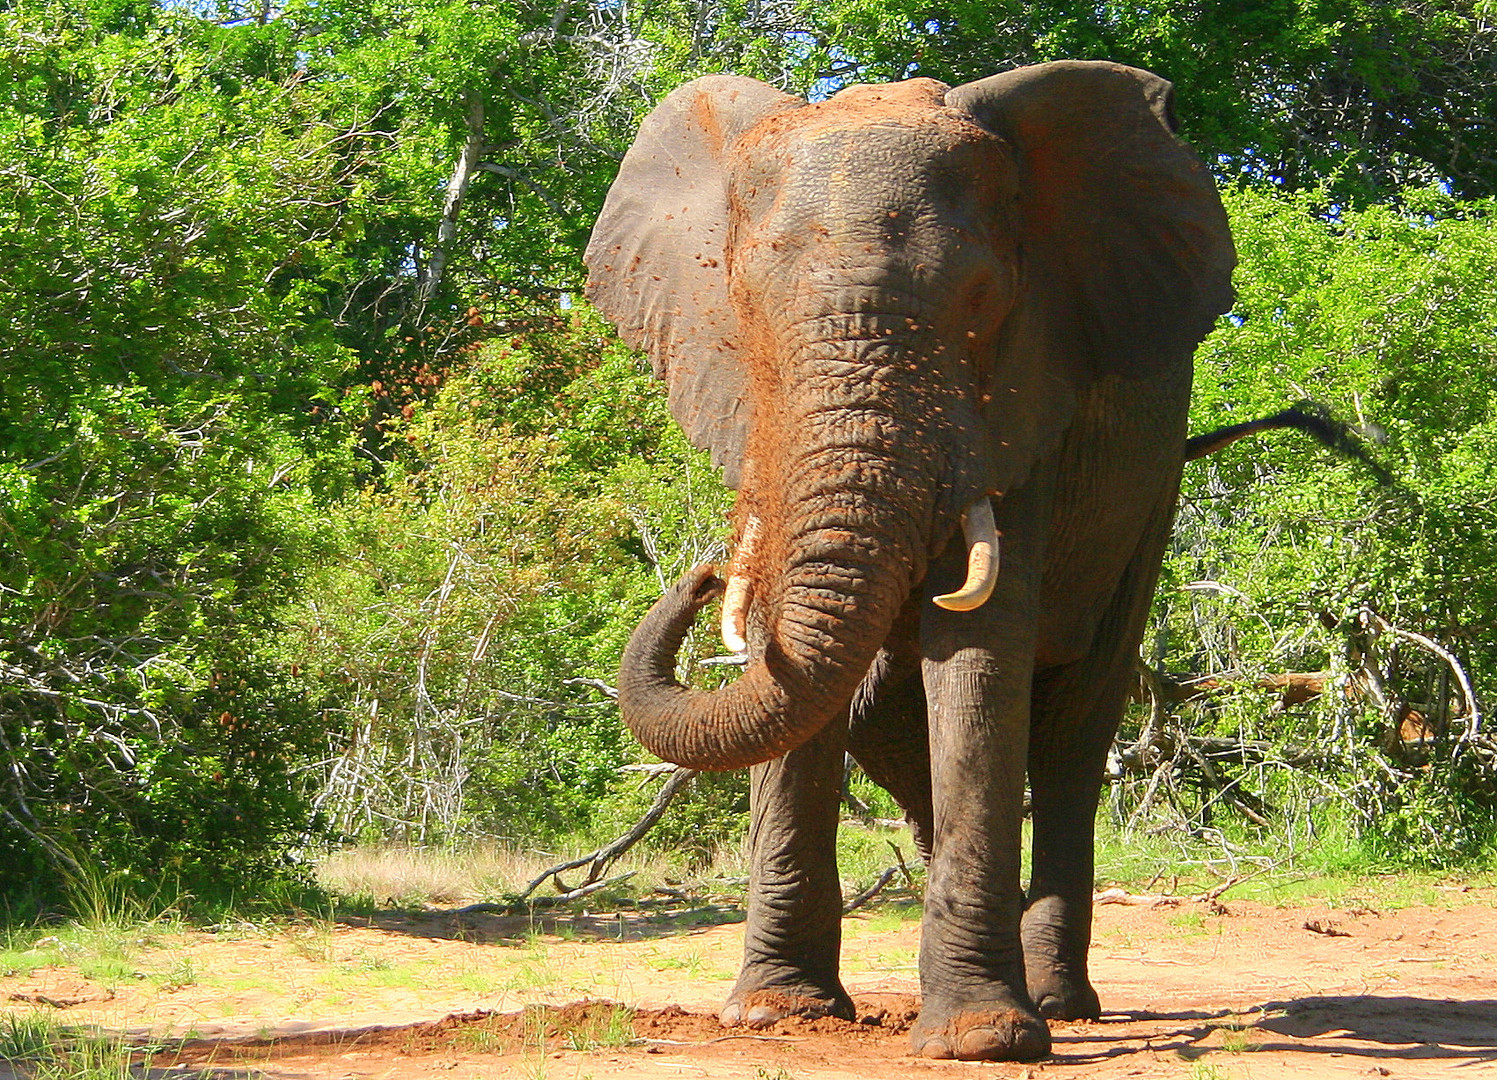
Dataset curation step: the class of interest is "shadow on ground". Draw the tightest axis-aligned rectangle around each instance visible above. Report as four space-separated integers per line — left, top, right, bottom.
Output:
1049 995 1497 1067
40 992 1488 1078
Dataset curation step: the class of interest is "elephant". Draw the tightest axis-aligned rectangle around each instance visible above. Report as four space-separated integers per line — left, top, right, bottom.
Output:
583 62 1235 1061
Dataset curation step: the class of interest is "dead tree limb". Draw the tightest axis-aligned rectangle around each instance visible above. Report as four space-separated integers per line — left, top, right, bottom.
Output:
451 872 638 915
842 867 898 914
1125 746 1181 834
517 766 698 901
565 677 619 700
888 842 917 888
1359 607 1481 753
1179 739 1273 827
418 90 487 309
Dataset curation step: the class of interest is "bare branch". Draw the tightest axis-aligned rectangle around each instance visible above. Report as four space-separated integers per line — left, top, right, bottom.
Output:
516 767 698 901
842 867 898 914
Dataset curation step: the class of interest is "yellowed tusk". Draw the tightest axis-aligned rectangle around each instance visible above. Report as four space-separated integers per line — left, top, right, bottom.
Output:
720 516 762 653
933 497 1001 612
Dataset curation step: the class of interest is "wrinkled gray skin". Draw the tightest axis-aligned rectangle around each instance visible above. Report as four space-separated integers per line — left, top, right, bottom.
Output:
585 63 1234 1061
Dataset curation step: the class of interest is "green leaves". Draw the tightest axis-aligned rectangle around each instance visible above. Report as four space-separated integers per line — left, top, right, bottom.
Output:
1153 187 1497 862
280 307 732 843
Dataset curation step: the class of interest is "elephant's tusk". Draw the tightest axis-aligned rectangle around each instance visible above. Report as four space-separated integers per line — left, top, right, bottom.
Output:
933 497 1001 612
720 515 762 654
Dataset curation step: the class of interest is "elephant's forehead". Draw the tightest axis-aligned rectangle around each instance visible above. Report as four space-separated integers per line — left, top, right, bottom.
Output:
824 77 950 110
737 78 991 158
728 107 1011 244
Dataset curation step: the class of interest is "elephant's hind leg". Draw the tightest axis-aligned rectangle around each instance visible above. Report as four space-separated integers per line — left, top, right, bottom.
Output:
721 716 855 1028
1024 503 1176 1021
848 606 934 860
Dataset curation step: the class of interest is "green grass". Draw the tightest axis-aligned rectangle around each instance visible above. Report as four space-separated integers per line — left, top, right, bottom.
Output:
0 1011 218 1080
1219 1022 1256 1053
148 955 196 992
1167 910 1205 934
305 789 1497 925
1089 807 1497 909
865 945 918 973
320 958 437 992
849 903 923 932
555 1003 635 1051
0 1011 56 1060
454 966 511 995
647 948 706 976
451 1013 512 1053
1188 1063 1234 1080
0 924 167 988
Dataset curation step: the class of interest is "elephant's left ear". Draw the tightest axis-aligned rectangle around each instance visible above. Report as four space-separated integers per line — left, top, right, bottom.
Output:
948 62 1234 378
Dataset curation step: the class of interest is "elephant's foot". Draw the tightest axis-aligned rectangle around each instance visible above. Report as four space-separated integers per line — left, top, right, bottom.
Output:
910 996 1051 1061
720 974 853 1029
1022 901 1101 1020
1025 960 1100 1021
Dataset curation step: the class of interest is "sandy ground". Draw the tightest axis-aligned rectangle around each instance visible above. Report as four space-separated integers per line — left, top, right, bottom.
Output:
3 889 1495 1079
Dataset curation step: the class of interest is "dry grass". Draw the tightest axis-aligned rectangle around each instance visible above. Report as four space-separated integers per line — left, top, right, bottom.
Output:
313 819 919 911
317 845 523 907
316 842 754 909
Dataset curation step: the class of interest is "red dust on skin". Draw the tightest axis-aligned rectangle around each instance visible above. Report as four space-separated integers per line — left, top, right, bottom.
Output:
716 78 1016 645
719 989 855 1028
912 1007 1051 1061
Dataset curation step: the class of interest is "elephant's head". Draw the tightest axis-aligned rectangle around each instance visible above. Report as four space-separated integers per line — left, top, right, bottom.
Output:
585 62 1234 771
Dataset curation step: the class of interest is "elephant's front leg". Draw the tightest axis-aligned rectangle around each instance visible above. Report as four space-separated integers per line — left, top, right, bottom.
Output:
909 518 1051 1061
721 716 854 1028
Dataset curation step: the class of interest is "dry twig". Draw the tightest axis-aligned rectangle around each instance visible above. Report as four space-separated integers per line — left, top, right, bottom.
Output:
517 767 698 901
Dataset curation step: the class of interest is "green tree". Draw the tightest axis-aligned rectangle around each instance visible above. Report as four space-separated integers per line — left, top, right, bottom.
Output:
0 0 371 904
282 307 734 843
1142 185 1497 864
730 1 1497 203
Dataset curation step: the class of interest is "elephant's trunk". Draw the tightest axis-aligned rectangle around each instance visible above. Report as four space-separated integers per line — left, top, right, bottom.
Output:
617 511 922 770
618 567 822 771
619 314 949 771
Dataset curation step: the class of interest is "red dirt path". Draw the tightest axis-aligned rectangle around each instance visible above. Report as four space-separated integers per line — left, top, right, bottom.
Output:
3 891 1495 1079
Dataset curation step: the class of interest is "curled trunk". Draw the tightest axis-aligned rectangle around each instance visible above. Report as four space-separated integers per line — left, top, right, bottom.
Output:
619 456 933 771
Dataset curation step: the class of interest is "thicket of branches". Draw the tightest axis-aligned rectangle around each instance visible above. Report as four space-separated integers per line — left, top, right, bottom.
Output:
2 0 1496 909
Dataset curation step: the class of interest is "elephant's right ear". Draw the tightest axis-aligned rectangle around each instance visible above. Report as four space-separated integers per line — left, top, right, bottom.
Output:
585 76 802 489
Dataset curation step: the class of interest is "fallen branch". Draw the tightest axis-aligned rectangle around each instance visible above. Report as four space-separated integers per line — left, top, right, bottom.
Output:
1145 669 1330 709
1093 887 1179 908
1093 854 1283 909
527 872 637 908
517 766 698 901
1196 856 1284 902
1359 607 1482 755
451 872 638 915
842 867 898 914
888 841 917 889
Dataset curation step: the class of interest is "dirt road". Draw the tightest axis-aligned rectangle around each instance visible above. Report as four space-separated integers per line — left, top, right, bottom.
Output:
3 890 1495 1079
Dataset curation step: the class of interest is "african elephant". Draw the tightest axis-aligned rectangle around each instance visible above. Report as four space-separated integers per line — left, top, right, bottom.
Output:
584 62 1234 1060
